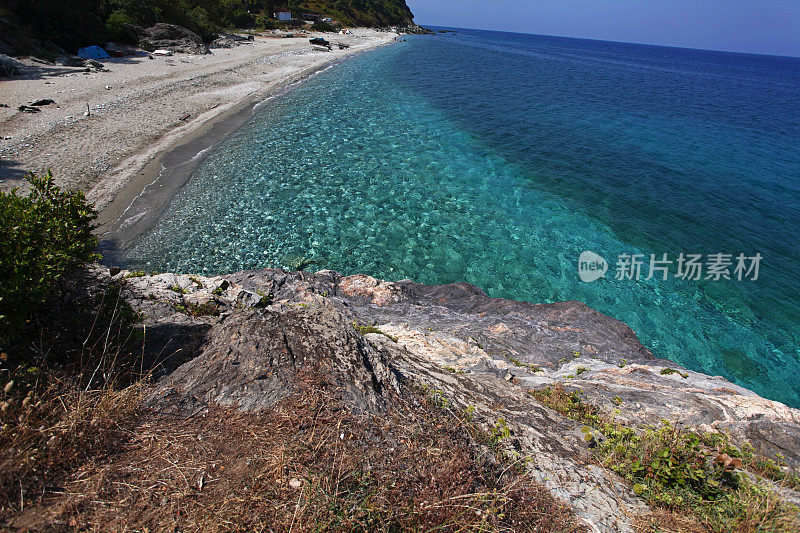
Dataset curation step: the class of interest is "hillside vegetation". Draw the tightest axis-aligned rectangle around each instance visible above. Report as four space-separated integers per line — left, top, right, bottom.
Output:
2 0 415 53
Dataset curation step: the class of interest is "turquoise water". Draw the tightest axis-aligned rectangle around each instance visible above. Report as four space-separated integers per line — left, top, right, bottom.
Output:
122 30 800 407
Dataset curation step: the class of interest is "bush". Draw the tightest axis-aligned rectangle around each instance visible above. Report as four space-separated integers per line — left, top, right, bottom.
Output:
0 171 98 353
311 20 336 32
530 386 800 531
253 13 277 29
106 10 136 42
228 9 254 28
185 5 218 40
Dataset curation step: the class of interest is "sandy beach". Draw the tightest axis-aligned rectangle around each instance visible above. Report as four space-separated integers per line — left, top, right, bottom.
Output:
0 29 396 221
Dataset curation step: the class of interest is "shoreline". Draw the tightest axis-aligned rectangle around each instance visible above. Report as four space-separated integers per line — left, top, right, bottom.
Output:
96 54 361 259
0 30 397 255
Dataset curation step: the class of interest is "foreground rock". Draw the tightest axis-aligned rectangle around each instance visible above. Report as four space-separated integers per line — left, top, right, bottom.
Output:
124 23 210 55
107 267 800 532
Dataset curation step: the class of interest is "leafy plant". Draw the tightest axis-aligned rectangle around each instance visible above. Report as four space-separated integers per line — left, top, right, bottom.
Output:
531 386 800 531
0 171 98 354
311 20 336 32
167 285 187 294
487 418 512 448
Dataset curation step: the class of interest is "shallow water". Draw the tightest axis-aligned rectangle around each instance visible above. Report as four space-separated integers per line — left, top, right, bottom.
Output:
122 29 800 407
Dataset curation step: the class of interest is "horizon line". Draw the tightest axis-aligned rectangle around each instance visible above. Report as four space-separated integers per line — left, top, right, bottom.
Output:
414 23 800 60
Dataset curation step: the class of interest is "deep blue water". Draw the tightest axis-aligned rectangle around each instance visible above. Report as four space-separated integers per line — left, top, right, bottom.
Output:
122 29 800 407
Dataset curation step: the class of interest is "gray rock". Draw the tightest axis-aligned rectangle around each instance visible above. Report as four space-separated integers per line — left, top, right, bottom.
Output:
124 23 210 55
210 32 254 49
150 302 400 415
53 56 105 69
103 266 800 532
235 289 269 309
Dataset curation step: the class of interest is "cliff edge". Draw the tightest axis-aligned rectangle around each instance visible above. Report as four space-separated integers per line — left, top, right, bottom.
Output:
99 266 800 532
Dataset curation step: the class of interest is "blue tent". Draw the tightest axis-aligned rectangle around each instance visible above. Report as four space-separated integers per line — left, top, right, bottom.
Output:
77 45 110 60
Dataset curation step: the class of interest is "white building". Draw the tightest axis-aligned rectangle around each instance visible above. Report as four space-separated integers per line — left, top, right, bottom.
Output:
275 10 291 21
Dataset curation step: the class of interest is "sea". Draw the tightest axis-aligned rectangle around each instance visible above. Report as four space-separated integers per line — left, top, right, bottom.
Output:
119 28 800 408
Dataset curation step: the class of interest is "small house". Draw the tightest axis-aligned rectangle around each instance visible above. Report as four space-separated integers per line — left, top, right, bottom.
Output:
274 10 291 21
321 17 333 23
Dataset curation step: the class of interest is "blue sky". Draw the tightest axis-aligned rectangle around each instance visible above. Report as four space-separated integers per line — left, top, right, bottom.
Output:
406 0 800 57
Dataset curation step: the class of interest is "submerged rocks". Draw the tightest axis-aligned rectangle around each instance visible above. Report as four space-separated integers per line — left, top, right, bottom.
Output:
124 23 210 55
379 25 435 35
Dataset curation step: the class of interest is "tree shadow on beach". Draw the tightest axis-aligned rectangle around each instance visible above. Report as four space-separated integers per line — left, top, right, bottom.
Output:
9 56 146 82
0 157 29 187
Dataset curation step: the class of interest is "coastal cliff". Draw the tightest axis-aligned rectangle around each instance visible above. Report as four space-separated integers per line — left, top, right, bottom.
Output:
1 176 798 529
86 266 800 532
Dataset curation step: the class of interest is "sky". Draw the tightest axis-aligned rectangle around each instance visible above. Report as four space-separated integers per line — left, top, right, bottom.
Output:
406 0 800 57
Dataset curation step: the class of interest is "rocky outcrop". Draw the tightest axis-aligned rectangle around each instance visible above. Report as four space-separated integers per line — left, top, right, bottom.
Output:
0 17 67 58
124 23 210 55
209 32 254 49
383 24 435 34
151 302 400 415
108 267 800 532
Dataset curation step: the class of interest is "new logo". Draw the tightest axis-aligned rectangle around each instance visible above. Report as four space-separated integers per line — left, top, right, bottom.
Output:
578 251 608 282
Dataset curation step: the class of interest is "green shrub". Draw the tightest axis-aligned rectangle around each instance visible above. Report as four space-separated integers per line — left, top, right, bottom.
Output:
531 386 800 530
228 8 254 28
254 13 277 29
106 10 136 42
352 321 398 342
0 171 98 352
311 20 336 32
186 6 217 40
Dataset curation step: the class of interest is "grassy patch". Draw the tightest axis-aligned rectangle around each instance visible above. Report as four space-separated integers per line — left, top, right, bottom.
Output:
0 281 148 520
353 322 398 343
171 300 220 317
507 356 544 373
530 386 800 532
661 367 690 379
167 285 188 295
28 377 581 532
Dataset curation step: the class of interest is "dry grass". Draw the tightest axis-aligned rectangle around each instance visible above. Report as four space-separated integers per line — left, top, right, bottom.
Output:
635 509 709 532
0 280 149 522
17 375 582 532
0 375 146 521
1 274 581 531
